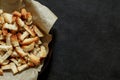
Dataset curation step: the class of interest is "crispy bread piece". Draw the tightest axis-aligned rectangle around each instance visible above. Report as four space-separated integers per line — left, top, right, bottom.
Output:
0 45 12 51
0 9 3 14
21 37 38 45
2 29 8 36
6 33 12 45
2 64 11 70
0 16 4 24
21 8 27 19
11 35 19 47
33 25 44 37
16 17 25 27
28 54 40 65
11 51 19 57
18 64 28 72
3 13 12 23
2 60 9 66
17 31 29 41
0 69 3 75
13 11 21 17
11 58 20 66
3 23 18 31
22 42 35 52
24 25 35 36
0 50 12 63
10 62 18 74
15 47 28 57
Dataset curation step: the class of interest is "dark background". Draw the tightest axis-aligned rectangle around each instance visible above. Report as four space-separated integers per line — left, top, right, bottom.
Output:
37 0 120 80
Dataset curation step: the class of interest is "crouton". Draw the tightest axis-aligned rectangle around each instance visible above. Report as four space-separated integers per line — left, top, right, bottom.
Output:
24 25 35 36
10 62 18 74
3 23 18 31
22 42 35 52
33 25 44 37
28 54 40 65
2 64 11 70
17 31 29 41
18 64 28 72
16 17 25 27
6 33 12 45
11 35 19 47
15 47 28 57
21 8 27 19
3 13 12 23
21 37 38 45
12 11 21 17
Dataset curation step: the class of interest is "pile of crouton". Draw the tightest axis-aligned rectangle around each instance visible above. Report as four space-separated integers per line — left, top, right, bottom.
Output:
0 8 47 75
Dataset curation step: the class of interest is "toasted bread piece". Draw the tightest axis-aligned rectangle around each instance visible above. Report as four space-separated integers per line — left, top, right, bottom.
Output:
13 11 21 17
22 42 35 52
0 9 3 14
39 46 47 58
2 29 8 36
2 60 9 66
28 62 34 67
3 13 12 23
0 69 3 75
17 31 29 41
18 64 28 72
24 25 35 36
26 12 32 25
0 50 12 63
0 35 4 40
21 37 39 45
21 8 27 19
15 47 28 57
16 17 25 27
12 16 16 22
11 58 20 66
28 54 40 65
2 64 11 70
3 23 18 31
0 45 12 51
6 33 12 45
11 35 19 47
0 16 4 24
10 62 18 74
33 25 44 37
11 51 19 57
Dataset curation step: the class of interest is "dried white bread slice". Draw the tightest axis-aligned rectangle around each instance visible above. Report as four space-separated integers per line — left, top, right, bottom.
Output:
6 33 12 45
0 9 3 14
0 69 3 75
22 42 35 52
0 50 12 63
10 62 18 74
2 60 9 66
11 35 19 47
24 25 35 37
3 23 18 31
15 47 28 57
28 54 40 65
0 45 12 51
21 37 39 45
21 8 27 19
16 17 25 27
39 46 47 58
2 64 11 70
3 13 12 23
17 31 29 41
0 35 4 40
12 11 21 17
11 51 19 57
33 25 44 37
18 64 29 72
0 16 4 24
11 58 20 66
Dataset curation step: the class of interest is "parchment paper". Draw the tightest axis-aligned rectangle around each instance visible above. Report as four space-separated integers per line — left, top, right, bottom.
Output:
0 0 58 80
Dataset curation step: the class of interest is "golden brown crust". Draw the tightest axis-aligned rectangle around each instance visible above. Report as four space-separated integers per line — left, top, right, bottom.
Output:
13 11 21 17
24 25 35 37
11 35 19 47
21 37 39 45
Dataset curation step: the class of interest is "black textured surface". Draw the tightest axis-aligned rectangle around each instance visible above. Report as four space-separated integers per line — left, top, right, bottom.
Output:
37 0 120 80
